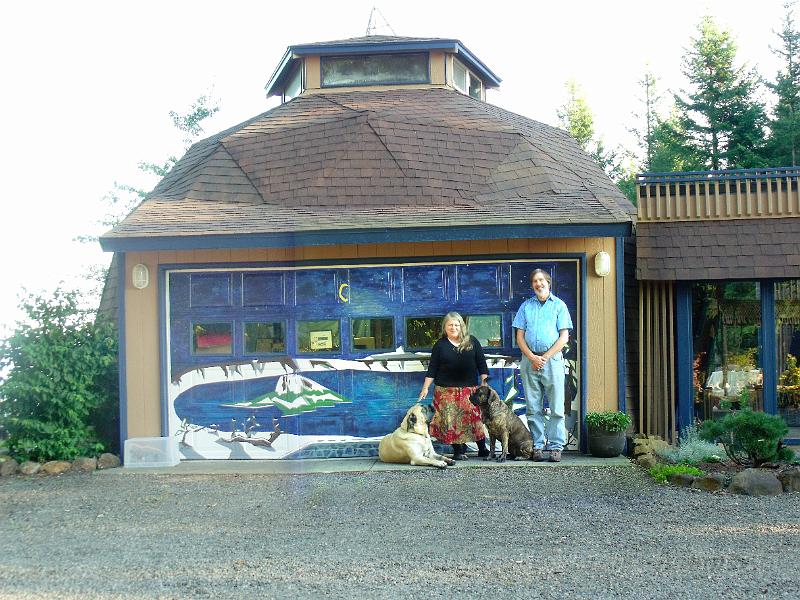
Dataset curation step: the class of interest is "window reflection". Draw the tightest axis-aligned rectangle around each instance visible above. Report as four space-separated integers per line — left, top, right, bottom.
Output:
352 317 394 350
192 323 232 355
692 282 763 421
776 280 800 428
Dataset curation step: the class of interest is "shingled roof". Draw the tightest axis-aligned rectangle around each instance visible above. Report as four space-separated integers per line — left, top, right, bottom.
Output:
637 218 800 281
101 88 634 248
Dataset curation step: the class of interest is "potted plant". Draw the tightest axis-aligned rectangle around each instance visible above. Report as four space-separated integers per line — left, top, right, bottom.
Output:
586 410 632 458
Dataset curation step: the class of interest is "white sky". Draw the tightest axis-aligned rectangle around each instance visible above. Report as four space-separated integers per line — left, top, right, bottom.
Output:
0 0 793 336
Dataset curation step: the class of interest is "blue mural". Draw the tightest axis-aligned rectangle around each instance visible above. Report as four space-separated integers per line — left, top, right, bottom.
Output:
166 259 580 459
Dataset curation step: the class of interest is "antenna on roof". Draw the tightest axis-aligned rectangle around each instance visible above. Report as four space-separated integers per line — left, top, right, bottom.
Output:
365 6 396 36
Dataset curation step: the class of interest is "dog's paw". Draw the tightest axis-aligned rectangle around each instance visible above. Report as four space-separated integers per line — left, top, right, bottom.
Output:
443 458 456 466
496 454 507 463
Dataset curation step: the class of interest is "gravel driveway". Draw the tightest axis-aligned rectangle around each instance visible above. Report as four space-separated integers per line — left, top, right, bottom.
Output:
1 464 799 599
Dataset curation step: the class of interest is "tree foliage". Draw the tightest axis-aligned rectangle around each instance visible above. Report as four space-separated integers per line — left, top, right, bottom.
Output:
557 80 636 202
699 409 794 466
0 289 119 461
673 16 768 170
767 2 800 165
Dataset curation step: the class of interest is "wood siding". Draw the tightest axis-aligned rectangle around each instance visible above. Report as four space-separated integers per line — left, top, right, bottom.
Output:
638 281 677 443
123 237 619 438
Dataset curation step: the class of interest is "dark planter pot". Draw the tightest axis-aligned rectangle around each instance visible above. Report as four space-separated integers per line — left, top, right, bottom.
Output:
587 427 626 458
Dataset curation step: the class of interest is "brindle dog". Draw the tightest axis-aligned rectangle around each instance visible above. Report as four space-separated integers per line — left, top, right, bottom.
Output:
470 384 533 462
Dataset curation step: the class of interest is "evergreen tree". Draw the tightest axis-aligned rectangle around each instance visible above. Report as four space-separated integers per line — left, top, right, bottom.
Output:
767 2 800 166
630 68 662 171
557 80 635 201
675 16 768 170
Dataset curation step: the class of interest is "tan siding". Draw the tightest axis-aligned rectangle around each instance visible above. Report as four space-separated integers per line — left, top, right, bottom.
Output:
123 237 621 438
304 56 321 90
429 50 446 85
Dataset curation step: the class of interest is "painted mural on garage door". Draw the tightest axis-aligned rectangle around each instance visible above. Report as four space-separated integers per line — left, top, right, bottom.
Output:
166 259 581 459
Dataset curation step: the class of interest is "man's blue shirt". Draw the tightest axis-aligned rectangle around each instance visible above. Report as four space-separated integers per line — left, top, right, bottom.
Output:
512 293 573 354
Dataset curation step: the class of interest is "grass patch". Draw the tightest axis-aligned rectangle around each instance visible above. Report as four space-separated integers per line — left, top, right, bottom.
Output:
648 464 705 484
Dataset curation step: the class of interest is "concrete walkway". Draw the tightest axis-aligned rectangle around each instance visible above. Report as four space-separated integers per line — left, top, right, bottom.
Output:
111 452 631 475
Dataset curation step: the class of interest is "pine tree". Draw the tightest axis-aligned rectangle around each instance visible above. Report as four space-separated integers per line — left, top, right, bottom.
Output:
767 2 800 166
630 68 662 171
675 16 768 170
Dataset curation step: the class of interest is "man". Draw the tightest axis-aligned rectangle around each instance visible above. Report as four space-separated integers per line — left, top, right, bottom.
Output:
512 269 573 462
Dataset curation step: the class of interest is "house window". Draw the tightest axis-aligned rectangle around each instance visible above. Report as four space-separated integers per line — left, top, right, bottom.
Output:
692 282 763 420
321 53 429 87
452 57 483 100
284 65 303 101
192 322 233 355
244 321 286 354
297 319 341 353
776 280 800 427
352 317 394 350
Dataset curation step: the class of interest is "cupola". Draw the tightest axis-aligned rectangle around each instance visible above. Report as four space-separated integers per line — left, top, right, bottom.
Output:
265 35 501 103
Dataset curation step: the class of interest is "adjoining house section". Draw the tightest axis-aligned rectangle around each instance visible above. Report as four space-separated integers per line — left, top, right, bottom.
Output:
636 167 800 444
100 35 635 460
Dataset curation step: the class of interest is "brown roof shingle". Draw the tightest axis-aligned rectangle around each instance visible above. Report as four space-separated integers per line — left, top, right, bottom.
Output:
102 88 634 244
636 218 800 280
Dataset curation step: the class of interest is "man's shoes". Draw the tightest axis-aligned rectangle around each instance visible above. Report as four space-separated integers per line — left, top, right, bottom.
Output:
548 450 562 463
531 449 545 462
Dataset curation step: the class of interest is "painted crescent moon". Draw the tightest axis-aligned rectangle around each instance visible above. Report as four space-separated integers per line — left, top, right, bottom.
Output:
338 283 350 303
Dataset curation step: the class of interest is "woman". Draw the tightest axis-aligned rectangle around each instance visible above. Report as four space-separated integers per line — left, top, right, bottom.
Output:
418 312 490 460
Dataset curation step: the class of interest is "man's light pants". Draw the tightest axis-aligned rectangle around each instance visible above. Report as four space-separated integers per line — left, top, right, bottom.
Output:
520 354 566 451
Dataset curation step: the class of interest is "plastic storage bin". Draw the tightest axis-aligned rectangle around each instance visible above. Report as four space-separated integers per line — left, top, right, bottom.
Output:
124 436 180 468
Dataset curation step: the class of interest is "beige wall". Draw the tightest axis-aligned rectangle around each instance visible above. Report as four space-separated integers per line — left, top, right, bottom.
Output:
123 237 619 437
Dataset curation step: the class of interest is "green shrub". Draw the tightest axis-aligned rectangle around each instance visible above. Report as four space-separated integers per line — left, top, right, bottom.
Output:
585 410 632 433
655 424 725 465
699 409 794 467
0 289 118 462
648 464 705 484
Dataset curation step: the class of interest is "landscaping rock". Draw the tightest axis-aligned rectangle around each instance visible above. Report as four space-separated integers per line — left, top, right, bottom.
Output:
19 461 42 475
72 457 98 472
691 473 726 492
667 472 696 487
636 454 657 469
728 468 783 496
42 460 72 476
97 453 121 470
777 466 800 492
0 458 19 476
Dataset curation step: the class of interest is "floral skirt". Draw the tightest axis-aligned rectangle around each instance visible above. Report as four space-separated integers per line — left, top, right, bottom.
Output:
428 385 486 445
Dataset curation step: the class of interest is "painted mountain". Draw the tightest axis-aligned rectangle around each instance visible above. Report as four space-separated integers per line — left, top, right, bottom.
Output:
222 373 351 416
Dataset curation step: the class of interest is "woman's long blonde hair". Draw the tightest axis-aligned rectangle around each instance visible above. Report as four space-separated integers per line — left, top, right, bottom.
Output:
441 312 473 352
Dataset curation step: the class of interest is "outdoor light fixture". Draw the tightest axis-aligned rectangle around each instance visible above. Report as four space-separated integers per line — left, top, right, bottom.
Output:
131 264 150 289
594 251 611 277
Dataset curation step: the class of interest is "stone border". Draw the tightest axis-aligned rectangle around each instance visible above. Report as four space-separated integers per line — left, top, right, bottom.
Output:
0 453 121 476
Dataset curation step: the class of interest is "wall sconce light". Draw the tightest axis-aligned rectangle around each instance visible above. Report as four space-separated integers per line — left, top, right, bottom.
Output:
131 264 150 289
594 251 611 277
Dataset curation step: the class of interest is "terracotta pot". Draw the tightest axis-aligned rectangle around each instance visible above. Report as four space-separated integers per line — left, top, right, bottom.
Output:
587 427 626 458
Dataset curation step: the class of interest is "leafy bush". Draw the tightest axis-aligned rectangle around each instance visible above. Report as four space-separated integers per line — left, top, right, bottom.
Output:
648 464 705 484
699 409 794 466
0 289 118 462
586 411 632 433
656 424 724 465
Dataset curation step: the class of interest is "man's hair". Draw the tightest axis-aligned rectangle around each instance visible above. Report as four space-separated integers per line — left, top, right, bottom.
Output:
530 268 552 286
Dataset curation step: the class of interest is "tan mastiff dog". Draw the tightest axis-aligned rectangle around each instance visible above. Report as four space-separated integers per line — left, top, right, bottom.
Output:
378 405 456 469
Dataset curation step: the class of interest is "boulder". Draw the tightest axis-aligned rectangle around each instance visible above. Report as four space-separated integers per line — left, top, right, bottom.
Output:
0 458 19 476
42 460 72 475
667 473 696 487
729 468 783 496
72 457 98 472
636 454 657 469
97 453 121 470
19 461 42 475
691 473 726 492
777 466 800 493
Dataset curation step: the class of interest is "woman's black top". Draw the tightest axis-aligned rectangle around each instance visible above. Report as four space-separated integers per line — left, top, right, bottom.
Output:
426 336 489 388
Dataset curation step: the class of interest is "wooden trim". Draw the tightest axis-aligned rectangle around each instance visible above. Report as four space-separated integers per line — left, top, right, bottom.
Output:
637 173 800 223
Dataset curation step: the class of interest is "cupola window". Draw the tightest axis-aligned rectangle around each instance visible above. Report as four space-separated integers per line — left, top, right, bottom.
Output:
453 57 483 100
321 53 429 87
